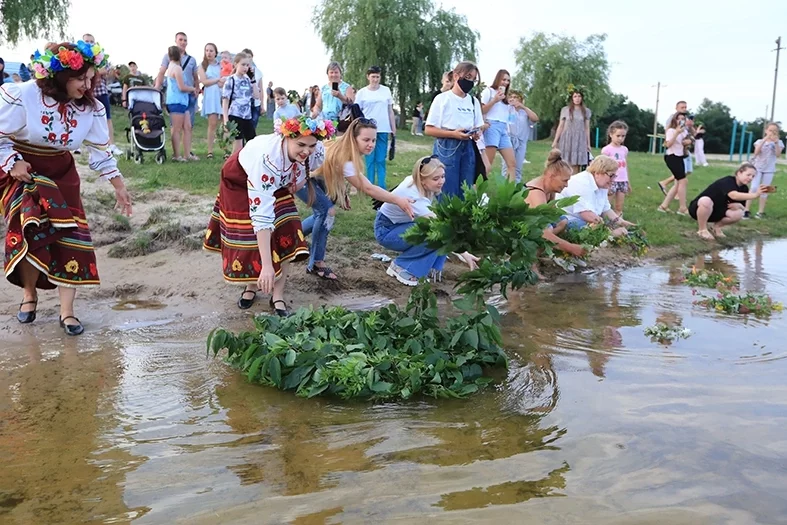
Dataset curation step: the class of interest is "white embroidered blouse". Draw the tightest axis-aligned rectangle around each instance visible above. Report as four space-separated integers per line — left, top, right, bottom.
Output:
0 80 121 181
238 133 325 232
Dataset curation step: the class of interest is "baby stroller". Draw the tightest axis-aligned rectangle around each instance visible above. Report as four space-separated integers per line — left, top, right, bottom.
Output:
124 86 167 164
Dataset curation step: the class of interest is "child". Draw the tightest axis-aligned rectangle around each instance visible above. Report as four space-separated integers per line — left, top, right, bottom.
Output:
219 51 233 77
272 87 301 121
503 90 539 182
222 52 257 154
374 156 478 285
745 122 784 219
601 120 631 216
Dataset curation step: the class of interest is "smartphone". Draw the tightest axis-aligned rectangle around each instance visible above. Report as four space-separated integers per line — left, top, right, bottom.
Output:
466 127 480 135
332 82 339 91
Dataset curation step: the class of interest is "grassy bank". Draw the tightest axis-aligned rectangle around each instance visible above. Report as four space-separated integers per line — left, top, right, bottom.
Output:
109 110 787 259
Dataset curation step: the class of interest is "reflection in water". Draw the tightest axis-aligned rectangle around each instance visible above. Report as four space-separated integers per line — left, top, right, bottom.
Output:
2 241 787 523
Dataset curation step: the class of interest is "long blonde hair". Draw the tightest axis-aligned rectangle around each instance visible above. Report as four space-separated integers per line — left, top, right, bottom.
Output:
410 156 445 199
315 118 377 207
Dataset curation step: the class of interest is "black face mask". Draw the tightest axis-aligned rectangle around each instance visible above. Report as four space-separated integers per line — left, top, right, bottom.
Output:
457 78 475 94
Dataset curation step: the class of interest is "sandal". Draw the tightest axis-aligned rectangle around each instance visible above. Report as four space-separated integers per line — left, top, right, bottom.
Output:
17 299 38 324
307 265 338 281
385 262 419 287
676 209 689 216
697 229 715 241
657 206 670 213
206 153 214 160
237 289 257 310
187 154 200 161
269 298 290 317
59 315 84 336
658 182 667 196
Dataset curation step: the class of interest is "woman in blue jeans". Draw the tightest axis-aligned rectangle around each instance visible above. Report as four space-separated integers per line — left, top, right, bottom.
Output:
375 156 478 286
424 61 485 198
298 118 415 281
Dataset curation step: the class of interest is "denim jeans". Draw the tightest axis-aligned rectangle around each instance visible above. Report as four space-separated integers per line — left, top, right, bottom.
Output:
187 95 197 127
251 104 261 130
296 179 334 270
502 136 528 183
365 132 389 189
433 137 476 199
374 212 446 278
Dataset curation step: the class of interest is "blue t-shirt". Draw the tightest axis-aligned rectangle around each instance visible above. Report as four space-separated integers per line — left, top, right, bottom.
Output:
320 81 349 121
273 103 301 121
160 52 197 88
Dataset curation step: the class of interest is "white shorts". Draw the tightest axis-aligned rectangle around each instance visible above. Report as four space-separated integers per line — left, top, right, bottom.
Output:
751 170 775 192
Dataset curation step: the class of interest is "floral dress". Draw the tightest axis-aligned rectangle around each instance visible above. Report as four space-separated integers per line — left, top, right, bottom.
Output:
558 105 591 166
203 133 326 281
0 80 121 289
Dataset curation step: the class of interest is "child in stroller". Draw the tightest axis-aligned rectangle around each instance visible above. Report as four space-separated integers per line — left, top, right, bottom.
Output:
125 86 167 164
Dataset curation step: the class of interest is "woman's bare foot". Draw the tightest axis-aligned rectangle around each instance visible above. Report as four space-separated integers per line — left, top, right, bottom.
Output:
531 262 546 281
710 226 726 238
697 229 715 241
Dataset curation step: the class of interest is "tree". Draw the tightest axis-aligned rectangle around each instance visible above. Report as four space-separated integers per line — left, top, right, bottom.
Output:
596 94 659 152
1 0 70 46
313 0 478 127
513 33 612 134
694 98 735 154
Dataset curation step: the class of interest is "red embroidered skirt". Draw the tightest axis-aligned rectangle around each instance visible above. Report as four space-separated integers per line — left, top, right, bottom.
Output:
203 151 308 282
1 144 99 289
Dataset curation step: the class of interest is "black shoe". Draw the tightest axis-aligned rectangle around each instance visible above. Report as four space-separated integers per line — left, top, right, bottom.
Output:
743 211 751 219
269 298 290 317
237 289 257 310
17 300 37 324
59 316 84 336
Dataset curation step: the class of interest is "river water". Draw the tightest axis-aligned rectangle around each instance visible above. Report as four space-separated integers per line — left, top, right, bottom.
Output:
2 240 786 524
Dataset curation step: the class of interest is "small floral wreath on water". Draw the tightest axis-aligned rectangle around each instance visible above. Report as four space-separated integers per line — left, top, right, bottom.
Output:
31 40 109 79
274 115 337 141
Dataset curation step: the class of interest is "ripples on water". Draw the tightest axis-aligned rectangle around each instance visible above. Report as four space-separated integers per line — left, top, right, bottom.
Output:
2 241 787 523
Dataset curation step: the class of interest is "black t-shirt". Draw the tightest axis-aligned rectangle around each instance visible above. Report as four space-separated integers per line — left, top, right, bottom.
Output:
692 176 748 209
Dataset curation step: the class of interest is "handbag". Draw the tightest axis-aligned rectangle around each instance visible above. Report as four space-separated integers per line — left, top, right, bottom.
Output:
471 98 487 183
337 103 364 132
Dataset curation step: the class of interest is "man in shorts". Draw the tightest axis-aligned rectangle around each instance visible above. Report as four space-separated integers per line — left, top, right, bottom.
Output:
155 32 200 160
83 33 122 156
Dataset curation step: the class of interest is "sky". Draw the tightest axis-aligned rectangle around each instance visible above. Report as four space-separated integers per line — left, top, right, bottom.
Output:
1 0 783 125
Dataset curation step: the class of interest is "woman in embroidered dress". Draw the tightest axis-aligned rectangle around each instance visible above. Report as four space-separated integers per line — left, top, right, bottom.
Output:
203 115 335 315
0 41 132 336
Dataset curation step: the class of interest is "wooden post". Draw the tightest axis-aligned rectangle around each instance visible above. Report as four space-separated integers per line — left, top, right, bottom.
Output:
651 81 661 154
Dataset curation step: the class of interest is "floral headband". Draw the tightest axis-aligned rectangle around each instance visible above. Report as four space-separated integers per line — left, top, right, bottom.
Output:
32 40 109 80
567 83 587 97
274 115 337 141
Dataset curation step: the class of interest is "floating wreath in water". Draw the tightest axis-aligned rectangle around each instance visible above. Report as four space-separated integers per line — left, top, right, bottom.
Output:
682 266 739 289
643 323 692 344
694 287 783 316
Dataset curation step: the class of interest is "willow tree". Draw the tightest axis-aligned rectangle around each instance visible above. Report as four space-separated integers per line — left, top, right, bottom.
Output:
313 0 478 127
513 33 612 133
1 0 69 45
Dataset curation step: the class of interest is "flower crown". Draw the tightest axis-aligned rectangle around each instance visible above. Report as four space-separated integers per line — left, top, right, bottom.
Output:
274 115 336 141
32 40 109 80
567 83 587 97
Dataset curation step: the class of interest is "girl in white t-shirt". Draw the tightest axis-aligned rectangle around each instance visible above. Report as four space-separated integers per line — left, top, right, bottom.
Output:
424 61 485 198
355 65 397 189
299 119 415 281
480 69 517 178
374 156 479 286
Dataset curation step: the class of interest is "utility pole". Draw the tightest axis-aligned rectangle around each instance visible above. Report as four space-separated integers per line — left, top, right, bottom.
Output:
771 37 783 123
651 82 663 154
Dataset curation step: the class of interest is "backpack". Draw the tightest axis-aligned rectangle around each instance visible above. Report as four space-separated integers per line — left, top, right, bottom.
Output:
337 103 364 133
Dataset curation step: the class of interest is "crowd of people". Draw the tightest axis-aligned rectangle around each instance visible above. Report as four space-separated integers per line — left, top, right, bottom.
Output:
0 31 784 336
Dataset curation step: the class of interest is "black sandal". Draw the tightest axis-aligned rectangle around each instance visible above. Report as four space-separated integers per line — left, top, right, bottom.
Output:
17 299 38 324
238 289 257 310
269 298 290 317
307 265 338 281
59 316 84 336
206 153 214 159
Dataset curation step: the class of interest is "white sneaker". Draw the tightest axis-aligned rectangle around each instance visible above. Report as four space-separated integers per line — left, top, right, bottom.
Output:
523 159 531 164
109 145 123 156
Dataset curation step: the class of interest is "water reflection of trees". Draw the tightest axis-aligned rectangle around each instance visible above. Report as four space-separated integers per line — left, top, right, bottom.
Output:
0 337 144 522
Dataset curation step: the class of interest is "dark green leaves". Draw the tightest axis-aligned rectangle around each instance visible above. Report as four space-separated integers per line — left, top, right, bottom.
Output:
208 284 507 401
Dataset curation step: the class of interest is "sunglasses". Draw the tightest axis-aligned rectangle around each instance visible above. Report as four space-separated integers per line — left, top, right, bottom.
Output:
420 154 439 169
357 117 377 126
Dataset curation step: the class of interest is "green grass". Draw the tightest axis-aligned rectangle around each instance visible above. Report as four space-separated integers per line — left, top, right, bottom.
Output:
109 109 787 258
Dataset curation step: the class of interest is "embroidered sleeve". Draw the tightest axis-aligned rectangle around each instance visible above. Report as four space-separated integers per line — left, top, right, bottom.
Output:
0 83 26 173
247 167 277 232
84 104 122 181
308 141 326 172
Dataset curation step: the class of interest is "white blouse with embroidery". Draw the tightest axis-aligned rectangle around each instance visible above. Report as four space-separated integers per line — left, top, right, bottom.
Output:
0 80 121 181
239 133 325 233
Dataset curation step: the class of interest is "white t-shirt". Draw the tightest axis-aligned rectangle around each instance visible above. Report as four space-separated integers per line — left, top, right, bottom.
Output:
380 175 434 224
480 87 510 122
556 170 611 218
355 85 393 133
426 91 484 132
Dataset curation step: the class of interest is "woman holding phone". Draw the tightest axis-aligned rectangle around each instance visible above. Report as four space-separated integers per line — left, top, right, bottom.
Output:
657 113 692 214
480 69 517 179
313 61 351 121
424 61 484 198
